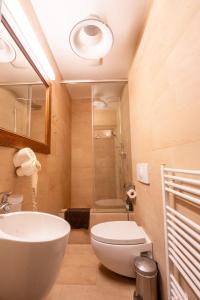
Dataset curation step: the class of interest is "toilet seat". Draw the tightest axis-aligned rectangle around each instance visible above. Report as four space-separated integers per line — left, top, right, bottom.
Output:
91 221 146 245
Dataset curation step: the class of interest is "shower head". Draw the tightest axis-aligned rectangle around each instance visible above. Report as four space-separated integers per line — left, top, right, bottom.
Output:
93 98 107 109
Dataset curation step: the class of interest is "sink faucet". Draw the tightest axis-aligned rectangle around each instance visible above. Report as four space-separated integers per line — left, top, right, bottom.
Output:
0 192 12 213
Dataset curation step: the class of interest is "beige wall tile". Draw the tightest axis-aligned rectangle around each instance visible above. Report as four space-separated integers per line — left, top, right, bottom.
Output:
94 132 117 201
128 1 200 299
71 167 93 208
71 99 93 208
93 110 117 127
71 99 91 113
90 212 128 227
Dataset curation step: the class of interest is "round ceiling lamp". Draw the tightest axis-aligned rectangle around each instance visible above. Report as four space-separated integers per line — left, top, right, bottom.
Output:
0 36 16 63
69 16 113 60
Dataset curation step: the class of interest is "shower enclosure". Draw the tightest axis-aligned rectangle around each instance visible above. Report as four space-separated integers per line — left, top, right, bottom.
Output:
92 82 132 211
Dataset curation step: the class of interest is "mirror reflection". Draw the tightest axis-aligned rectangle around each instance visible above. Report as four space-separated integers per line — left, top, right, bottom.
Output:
0 18 47 143
0 84 46 141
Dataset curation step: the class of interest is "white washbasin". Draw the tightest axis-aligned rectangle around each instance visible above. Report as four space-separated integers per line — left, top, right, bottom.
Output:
0 211 70 300
0 211 70 242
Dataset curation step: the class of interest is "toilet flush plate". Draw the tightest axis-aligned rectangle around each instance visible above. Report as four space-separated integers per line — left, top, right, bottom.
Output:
136 163 150 184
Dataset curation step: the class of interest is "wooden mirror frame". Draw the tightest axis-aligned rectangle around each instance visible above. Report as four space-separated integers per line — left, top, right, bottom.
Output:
0 15 51 154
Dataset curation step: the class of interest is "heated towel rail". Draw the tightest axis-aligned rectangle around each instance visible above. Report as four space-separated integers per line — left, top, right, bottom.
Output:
161 166 200 300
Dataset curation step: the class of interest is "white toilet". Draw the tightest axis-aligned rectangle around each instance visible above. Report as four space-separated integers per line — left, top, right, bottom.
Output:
91 221 152 278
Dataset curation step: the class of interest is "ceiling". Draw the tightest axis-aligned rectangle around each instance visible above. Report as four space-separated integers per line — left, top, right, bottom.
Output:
30 0 149 80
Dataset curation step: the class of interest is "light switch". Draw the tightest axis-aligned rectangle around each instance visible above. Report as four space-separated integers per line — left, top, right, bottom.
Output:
136 163 150 184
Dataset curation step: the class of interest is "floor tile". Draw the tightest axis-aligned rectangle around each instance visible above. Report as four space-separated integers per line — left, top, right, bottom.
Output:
47 244 135 300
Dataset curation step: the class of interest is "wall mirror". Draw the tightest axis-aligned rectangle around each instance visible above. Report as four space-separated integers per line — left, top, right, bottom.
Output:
0 15 51 153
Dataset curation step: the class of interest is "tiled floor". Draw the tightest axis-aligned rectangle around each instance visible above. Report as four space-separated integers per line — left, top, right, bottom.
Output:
46 244 135 300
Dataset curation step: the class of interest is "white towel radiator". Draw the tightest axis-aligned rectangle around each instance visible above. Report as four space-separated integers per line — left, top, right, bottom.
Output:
161 166 200 300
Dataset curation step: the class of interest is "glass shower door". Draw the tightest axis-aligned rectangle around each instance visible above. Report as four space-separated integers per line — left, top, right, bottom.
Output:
92 82 132 211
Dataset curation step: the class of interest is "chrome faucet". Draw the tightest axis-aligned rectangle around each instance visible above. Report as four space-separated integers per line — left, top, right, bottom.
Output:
0 192 12 213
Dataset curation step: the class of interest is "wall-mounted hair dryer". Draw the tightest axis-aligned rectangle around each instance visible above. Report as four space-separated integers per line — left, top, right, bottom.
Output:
13 148 41 176
13 148 41 211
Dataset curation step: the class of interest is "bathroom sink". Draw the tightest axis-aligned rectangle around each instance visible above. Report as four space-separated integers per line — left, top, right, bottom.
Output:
0 211 71 300
0 211 70 242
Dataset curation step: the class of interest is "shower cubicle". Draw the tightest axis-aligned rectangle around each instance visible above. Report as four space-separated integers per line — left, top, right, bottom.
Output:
92 82 133 211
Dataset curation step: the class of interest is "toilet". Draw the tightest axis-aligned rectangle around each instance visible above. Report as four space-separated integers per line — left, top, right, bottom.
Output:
91 221 152 278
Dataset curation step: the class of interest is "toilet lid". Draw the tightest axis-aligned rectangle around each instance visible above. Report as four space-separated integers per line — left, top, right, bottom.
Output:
91 221 146 245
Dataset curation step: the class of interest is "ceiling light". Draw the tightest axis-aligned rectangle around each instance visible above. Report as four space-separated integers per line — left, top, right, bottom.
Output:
2 0 55 80
0 35 16 63
69 16 113 60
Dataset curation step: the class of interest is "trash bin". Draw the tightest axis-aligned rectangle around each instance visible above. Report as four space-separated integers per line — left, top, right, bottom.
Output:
134 256 158 300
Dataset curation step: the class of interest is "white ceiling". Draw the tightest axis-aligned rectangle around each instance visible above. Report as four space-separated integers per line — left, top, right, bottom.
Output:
30 0 149 80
